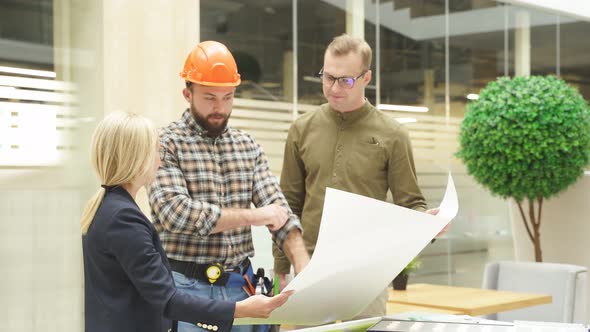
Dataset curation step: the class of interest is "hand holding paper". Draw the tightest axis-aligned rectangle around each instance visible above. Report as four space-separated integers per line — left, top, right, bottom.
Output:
236 174 458 325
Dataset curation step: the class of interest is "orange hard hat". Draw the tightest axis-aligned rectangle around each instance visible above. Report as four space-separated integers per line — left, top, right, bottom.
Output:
180 41 241 87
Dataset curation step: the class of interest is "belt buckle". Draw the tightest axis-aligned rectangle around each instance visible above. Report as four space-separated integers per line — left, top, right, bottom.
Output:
205 263 224 284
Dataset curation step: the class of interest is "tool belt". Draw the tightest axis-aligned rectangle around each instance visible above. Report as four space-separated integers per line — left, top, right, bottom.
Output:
168 258 251 287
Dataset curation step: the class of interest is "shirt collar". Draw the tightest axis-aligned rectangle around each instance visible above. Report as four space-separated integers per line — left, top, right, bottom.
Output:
325 99 373 124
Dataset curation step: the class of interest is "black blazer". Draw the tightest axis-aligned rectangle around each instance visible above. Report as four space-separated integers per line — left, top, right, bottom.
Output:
82 186 235 332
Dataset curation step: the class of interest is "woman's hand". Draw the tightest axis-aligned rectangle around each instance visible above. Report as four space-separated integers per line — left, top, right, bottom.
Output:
234 291 294 318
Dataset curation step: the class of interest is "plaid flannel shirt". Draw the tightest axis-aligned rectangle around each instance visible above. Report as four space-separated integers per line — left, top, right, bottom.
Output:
148 110 302 270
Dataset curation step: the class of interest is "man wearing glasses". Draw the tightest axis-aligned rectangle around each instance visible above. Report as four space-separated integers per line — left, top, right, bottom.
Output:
274 34 430 318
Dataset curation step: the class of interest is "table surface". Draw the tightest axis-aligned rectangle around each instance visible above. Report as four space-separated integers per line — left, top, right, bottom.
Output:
386 302 462 315
388 283 552 316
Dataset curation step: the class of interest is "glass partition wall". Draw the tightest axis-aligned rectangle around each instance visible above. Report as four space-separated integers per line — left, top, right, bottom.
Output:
2 1 590 330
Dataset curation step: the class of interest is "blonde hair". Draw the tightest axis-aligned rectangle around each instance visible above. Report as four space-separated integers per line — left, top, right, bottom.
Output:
80 112 158 235
326 34 372 71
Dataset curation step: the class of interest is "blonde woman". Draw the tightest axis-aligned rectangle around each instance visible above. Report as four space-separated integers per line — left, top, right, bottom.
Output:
81 112 292 332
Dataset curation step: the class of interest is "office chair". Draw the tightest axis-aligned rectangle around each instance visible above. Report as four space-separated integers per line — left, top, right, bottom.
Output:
482 261 587 323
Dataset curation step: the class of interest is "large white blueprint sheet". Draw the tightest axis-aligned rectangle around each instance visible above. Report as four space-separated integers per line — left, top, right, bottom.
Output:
237 174 458 325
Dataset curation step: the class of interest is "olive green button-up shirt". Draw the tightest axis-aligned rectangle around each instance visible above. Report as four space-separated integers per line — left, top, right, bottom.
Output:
274 101 427 273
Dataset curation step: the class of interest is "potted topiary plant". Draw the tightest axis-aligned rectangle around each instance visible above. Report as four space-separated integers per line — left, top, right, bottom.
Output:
457 75 590 262
393 257 421 290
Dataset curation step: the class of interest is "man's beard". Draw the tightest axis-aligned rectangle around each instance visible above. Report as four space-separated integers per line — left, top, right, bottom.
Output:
191 105 230 137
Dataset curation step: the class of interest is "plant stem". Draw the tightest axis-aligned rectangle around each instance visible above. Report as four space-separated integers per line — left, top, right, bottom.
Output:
516 200 534 243
528 198 543 262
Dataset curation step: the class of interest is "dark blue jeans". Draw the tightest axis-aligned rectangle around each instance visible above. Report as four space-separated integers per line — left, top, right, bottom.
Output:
173 268 270 332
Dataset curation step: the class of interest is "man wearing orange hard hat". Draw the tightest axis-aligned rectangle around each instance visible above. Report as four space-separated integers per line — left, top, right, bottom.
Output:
148 41 310 332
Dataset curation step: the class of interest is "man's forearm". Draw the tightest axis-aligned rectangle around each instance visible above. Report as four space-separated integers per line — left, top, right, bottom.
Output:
281 229 310 274
211 204 289 234
211 208 252 233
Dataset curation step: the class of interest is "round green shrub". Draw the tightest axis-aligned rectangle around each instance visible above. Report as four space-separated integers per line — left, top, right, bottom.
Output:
457 76 590 201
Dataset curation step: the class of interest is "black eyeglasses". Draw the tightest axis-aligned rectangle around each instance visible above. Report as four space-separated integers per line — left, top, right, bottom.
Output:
318 68 367 89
